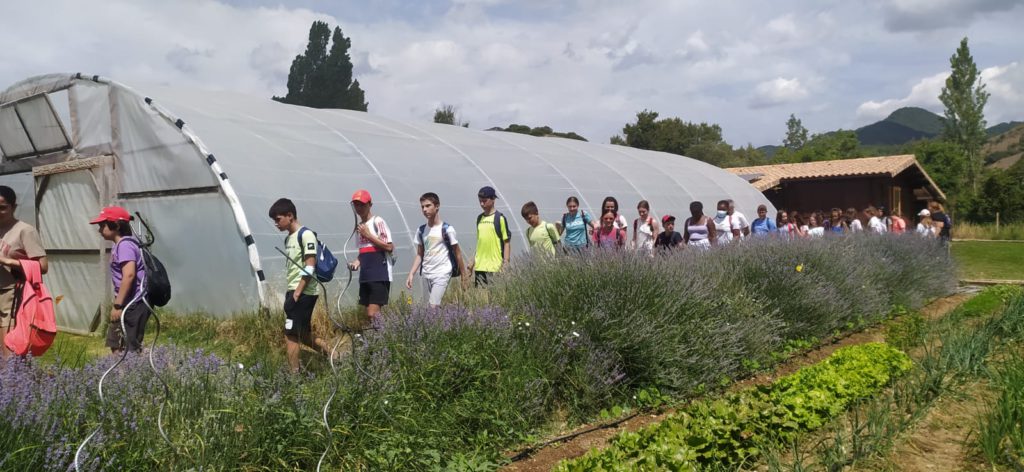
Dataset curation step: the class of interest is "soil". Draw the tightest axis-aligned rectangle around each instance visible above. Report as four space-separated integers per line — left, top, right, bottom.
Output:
853 379 995 472
501 293 973 472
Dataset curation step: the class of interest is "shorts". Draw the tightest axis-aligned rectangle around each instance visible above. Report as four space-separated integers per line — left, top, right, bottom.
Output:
283 290 317 338
0 287 18 328
105 301 151 352
474 271 494 287
422 276 450 306
358 281 390 307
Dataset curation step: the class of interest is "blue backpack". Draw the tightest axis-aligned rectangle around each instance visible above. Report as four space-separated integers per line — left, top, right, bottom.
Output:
295 227 339 283
418 222 461 277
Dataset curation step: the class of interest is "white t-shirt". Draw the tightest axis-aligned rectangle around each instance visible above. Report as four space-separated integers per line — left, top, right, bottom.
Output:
613 214 628 231
916 223 936 237
850 219 864 233
714 214 738 243
415 223 458 280
633 216 655 252
731 211 749 239
807 226 825 238
868 216 886 234
357 215 394 282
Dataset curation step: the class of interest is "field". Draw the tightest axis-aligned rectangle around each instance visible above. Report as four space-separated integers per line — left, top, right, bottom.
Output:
953 240 1024 281
7 235 1024 471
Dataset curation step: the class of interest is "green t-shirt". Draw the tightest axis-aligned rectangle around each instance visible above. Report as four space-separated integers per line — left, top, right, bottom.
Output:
475 213 510 273
285 229 319 296
526 221 558 256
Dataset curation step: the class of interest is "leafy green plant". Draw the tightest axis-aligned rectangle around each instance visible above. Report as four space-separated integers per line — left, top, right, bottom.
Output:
556 343 913 471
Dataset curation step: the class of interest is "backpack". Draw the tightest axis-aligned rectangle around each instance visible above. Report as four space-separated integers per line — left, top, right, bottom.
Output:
118 237 172 307
527 222 560 249
296 227 339 283
562 211 591 247
418 222 461 277
477 211 509 259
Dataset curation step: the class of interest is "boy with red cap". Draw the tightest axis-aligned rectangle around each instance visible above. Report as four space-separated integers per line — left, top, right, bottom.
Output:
348 190 394 320
90 206 149 354
655 215 683 251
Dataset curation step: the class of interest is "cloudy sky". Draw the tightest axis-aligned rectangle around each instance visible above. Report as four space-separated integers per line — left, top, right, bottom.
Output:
2 0 1022 146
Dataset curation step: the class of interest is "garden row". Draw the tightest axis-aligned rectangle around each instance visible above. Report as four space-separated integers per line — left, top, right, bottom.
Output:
559 285 1024 471
0 236 956 470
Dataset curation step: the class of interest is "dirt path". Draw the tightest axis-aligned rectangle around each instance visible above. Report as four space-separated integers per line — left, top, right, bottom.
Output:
854 379 994 472
502 293 972 472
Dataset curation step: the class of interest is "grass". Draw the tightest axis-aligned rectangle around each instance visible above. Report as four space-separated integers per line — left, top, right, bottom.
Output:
953 240 1024 281
954 222 1024 240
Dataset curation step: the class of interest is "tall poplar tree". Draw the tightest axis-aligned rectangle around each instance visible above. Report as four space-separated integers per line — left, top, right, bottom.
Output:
939 37 989 192
273 21 368 111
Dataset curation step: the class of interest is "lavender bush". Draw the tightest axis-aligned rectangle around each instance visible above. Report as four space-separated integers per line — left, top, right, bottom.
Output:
0 235 955 470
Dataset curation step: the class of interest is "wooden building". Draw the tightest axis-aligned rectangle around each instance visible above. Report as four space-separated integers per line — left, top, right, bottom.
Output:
726 155 945 217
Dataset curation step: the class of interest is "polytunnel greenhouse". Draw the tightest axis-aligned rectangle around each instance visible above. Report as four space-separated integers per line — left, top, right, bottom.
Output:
0 73 774 334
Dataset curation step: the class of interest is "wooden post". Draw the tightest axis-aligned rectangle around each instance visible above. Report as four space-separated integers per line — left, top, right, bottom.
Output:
996 212 1000 233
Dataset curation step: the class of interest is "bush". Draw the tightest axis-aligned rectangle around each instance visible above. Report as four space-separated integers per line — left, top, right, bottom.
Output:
492 236 954 395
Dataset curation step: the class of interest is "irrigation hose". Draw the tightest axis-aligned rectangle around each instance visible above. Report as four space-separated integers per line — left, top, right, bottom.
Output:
506 411 641 463
74 283 146 471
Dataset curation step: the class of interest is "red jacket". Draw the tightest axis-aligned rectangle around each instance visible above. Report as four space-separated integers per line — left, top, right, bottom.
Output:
4 259 57 357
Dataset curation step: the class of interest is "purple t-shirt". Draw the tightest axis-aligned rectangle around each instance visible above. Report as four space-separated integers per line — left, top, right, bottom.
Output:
111 237 146 298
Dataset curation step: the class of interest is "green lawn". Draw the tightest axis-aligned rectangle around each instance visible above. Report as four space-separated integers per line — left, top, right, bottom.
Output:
953 240 1024 281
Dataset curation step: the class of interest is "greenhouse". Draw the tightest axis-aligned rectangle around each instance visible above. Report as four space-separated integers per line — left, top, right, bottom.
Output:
0 73 773 333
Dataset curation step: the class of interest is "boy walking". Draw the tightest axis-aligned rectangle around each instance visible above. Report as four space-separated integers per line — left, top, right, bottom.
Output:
268 198 329 372
469 186 510 286
406 193 467 307
521 201 558 256
349 190 394 319
655 215 684 251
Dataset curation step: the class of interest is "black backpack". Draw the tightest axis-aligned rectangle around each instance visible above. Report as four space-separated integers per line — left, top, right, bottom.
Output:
123 237 171 307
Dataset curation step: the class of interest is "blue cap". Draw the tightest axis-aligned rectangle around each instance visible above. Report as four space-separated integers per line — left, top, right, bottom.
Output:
478 186 498 199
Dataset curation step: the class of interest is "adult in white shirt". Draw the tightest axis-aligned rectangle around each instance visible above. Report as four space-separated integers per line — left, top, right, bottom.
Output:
727 199 750 239
713 200 741 244
865 206 886 234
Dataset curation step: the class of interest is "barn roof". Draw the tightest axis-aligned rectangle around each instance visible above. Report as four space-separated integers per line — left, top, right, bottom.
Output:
726 155 946 200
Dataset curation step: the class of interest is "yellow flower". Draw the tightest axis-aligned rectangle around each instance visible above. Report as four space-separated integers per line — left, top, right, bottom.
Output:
796 264 804 273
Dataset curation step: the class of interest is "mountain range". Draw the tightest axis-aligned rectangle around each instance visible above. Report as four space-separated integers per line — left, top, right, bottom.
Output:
758 107 1023 155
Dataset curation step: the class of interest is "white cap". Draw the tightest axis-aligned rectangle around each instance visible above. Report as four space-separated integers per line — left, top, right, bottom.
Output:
918 209 930 217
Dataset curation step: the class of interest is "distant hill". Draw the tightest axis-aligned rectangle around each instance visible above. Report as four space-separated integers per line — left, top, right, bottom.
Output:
983 123 1024 169
987 121 1024 136
487 124 587 141
855 107 943 146
757 145 781 158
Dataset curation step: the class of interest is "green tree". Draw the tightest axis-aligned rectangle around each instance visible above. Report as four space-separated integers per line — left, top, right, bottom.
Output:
783 114 809 150
914 140 968 203
611 110 724 158
491 124 587 141
939 37 989 191
273 21 368 111
433 104 469 127
774 130 861 163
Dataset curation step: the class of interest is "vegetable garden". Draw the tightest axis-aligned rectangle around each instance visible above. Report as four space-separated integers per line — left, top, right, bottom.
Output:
4 235 1016 471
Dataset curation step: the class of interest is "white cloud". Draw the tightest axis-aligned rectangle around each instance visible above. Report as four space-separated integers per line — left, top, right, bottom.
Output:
750 77 810 109
0 0 1022 147
856 63 1024 125
856 72 947 121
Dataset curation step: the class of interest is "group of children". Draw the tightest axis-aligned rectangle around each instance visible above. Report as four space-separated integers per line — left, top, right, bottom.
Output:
0 182 949 371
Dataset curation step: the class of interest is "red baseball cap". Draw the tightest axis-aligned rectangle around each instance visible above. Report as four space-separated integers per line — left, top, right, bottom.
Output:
90 206 132 224
662 214 676 224
351 189 372 204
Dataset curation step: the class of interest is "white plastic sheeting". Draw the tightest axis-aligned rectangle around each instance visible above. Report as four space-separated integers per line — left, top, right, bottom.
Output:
1 73 775 332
